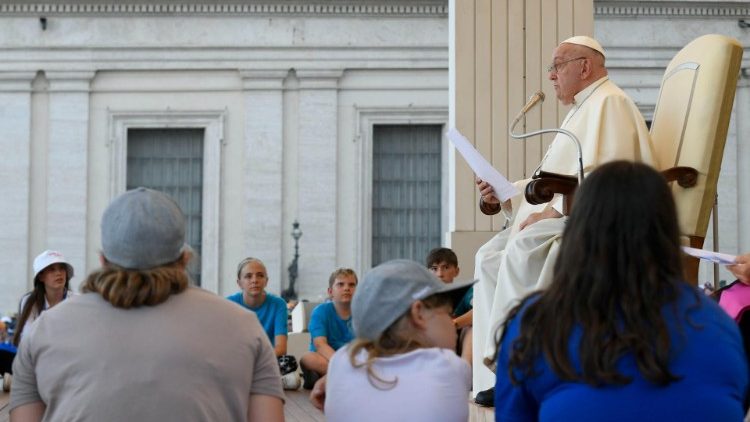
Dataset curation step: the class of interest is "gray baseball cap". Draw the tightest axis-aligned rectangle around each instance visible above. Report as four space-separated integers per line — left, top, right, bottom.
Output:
352 259 476 341
101 187 186 270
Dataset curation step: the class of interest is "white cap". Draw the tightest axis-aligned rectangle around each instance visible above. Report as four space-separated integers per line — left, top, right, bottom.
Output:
561 35 605 58
33 250 74 281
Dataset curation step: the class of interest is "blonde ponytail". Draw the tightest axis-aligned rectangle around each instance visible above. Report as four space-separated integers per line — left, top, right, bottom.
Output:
348 292 452 389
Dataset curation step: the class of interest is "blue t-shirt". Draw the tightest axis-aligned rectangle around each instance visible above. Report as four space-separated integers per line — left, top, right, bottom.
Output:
454 287 473 317
0 342 16 354
226 292 288 345
308 301 354 352
496 283 749 422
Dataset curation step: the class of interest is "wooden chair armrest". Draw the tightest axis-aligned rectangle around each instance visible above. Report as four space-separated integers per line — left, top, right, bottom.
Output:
661 166 698 188
524 171 578 215
478 196 502 216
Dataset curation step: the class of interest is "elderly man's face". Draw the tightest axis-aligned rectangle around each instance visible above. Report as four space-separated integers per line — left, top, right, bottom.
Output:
548 43 588 105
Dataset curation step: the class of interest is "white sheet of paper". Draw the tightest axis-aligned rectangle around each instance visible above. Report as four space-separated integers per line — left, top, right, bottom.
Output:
446 128 520 202
682 246 737 265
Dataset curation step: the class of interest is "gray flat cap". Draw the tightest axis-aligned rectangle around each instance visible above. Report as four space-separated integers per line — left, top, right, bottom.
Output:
101 187 185 270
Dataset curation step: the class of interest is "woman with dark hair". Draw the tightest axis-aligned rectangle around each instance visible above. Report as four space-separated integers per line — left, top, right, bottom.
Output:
13 250 74 347
494 161 748 421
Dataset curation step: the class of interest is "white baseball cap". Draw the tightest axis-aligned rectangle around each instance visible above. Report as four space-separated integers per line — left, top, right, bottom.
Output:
33 250 74 281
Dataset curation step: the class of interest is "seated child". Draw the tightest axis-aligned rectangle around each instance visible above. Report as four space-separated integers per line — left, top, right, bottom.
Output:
325 260 475 421
426 247 473 365
1 318 15 392
300 268 357 389
227 257 299 389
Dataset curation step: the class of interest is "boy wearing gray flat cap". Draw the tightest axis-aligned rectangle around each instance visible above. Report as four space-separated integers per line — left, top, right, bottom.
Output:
323 259 476 422
10 187 284 422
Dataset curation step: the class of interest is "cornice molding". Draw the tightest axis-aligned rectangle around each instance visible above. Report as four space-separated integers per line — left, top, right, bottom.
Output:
45 70 95 92
240 69 289 90
0 71 37 92
296 69 343 89
0 3 447 16
8 2 746 19
595 2 750 17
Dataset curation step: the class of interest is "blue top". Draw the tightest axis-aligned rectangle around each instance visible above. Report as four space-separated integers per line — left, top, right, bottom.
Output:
308 301 354 352
226 292 288 345
496 283 749 422
0 342 16 354
454 287 473 317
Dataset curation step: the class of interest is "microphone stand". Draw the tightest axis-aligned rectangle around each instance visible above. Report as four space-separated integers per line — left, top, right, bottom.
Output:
509 113 584 185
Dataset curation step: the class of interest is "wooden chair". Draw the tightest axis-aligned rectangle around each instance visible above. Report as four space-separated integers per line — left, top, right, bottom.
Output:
525 34 743 284
650 34 743 283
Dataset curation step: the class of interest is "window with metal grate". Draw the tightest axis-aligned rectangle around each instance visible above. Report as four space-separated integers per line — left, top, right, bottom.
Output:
372 124 442 266
127 128 204 285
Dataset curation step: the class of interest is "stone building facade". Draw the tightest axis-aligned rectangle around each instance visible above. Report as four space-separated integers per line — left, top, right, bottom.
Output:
0 0 747 317
0 1 450 314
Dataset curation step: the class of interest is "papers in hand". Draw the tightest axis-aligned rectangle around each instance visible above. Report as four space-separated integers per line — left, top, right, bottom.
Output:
682 246 737 265
446 128 520 202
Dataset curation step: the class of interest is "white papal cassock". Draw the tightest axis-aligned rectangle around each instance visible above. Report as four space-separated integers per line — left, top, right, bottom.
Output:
474 76 657 369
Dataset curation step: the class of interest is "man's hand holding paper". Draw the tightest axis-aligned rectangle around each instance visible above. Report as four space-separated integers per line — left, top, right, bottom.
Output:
475 177 508 207
447 128 520 202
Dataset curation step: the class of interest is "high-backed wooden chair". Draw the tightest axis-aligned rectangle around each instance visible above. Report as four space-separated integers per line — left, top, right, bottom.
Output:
649 34 743 284
525 34 743 284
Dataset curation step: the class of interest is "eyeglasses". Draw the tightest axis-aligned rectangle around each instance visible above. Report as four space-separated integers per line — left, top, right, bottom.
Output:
546 57 587 73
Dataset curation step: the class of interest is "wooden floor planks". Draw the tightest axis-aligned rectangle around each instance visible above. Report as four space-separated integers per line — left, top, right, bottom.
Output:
1 390 9 422
283 389 326 422
0 387 494 422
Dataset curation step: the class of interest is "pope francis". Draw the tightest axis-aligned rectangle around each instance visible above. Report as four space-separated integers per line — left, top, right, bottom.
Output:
472 35 657 406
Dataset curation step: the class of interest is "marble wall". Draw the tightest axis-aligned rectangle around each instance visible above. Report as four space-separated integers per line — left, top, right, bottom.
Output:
0 1 450 314
1 0 747 316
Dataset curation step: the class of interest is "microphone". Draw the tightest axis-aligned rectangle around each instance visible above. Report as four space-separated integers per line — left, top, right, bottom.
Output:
509 91 584 185
510 91 545 129
516 90 546 121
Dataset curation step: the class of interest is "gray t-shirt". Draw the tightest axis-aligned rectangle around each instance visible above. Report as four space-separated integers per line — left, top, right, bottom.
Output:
11 286 284 421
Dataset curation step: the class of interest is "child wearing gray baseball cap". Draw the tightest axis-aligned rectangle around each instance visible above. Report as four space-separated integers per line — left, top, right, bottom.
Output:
324 259 476 422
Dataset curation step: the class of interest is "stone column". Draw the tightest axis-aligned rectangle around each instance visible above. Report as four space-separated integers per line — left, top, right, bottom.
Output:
736 78 750 253
241 70 288 294
700 76 748 284
45 71 94 290
0 72 35 314
296 69 342 299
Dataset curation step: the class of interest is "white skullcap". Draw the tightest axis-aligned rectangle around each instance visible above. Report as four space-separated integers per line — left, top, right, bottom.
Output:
561 36 605 58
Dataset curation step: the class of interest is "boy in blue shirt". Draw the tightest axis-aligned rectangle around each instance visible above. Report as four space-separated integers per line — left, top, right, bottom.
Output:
300 268 357 389
227 257 289 357
427 247 473 365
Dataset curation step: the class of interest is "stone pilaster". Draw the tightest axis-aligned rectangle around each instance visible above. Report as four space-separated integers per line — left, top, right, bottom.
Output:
0 72 35 314
241 70 287 294
45 71 94 290
296 69 342 299
736 78 750 253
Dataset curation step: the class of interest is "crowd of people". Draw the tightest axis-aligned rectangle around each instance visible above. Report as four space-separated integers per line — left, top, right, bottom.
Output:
5 34 750 421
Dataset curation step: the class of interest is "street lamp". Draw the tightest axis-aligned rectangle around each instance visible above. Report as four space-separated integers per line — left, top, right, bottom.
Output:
282 220 303 300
